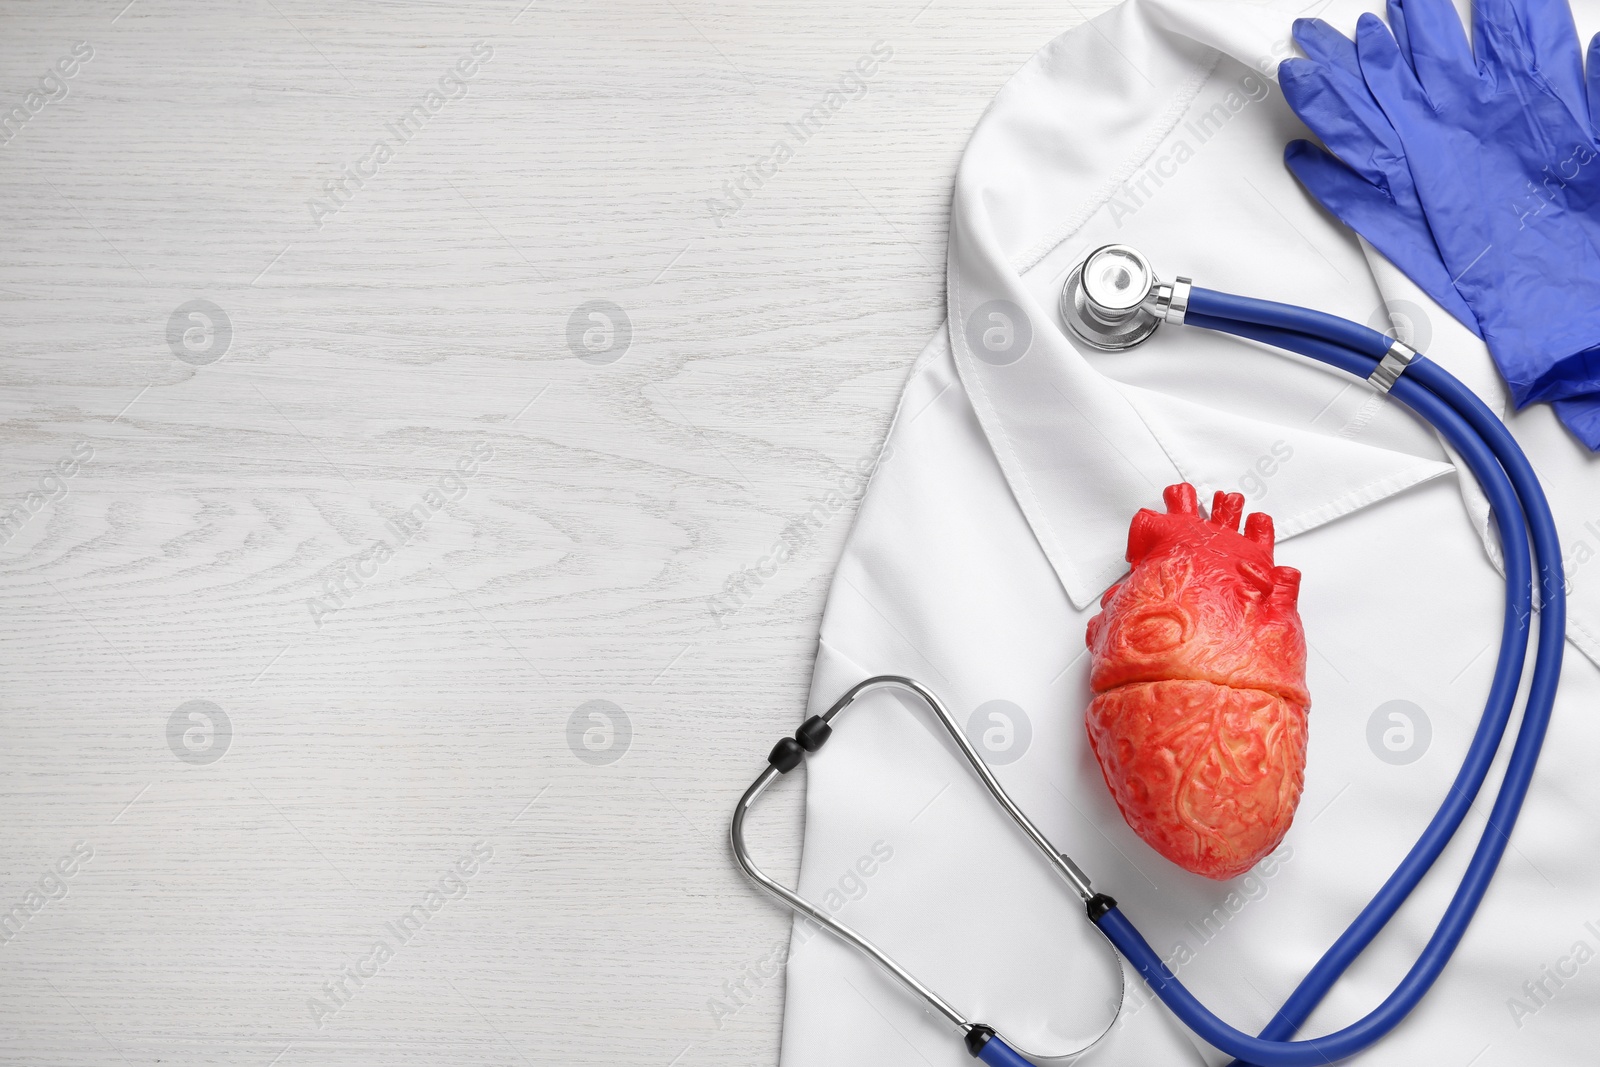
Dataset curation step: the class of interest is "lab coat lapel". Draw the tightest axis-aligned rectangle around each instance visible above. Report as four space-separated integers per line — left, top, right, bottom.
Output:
1120 384 1453 539
945 0 1453 610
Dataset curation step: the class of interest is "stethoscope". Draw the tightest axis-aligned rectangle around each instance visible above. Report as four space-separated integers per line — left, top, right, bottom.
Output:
730 245 1565 1067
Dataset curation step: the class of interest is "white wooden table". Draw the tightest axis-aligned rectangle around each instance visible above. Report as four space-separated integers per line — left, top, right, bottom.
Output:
0 2 1112 1063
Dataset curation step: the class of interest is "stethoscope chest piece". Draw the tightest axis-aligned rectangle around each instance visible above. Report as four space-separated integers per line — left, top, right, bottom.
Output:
1061 243 1189 351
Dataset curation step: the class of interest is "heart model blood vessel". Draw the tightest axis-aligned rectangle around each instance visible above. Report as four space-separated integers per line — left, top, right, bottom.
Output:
1084 483 1309 880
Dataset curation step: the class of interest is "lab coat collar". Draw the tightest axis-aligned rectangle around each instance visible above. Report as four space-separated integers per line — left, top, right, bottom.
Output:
943 0 1452 610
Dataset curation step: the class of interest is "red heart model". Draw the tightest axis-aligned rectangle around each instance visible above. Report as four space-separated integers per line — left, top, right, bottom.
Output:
1084 483 1309 880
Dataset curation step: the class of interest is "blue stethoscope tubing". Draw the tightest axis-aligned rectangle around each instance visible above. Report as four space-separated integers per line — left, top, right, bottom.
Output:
727 280 1565 1067
1084 288 1565 1066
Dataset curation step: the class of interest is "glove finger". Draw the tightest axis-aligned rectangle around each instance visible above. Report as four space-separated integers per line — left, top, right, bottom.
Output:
1357 13 1439 130
1473 0 1556 95
1505 0 1587 120
1385 0 1474 103
1284 140 1481 335
1287 22 1368 105
1385 0 1416 75
1280 58 1404 188
1552 394 1600 451
1292 17 1360 75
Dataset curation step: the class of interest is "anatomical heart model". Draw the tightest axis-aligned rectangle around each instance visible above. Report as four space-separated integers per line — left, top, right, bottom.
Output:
1084 483 1309 880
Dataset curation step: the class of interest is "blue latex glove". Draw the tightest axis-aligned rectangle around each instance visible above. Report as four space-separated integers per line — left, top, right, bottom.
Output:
1280 16 1482 334
1279 0 1600 448
1282 6 1600 446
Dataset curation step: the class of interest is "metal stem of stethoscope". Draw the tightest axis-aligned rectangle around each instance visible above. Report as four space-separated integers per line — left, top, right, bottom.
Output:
729 674 1124 1063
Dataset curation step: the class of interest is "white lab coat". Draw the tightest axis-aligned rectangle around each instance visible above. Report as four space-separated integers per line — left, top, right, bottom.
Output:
772 0 1600 1064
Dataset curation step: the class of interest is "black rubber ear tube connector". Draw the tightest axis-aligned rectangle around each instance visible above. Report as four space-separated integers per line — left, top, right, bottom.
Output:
767 736 805 773
1086 892 1118 922
795 715 832 752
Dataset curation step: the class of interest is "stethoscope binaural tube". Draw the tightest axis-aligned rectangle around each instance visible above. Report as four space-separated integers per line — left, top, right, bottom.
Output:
729 674 1126 1066
1082 285 1563 1066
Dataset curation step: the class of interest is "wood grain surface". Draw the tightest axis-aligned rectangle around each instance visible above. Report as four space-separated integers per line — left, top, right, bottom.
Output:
0 1 1115 1064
